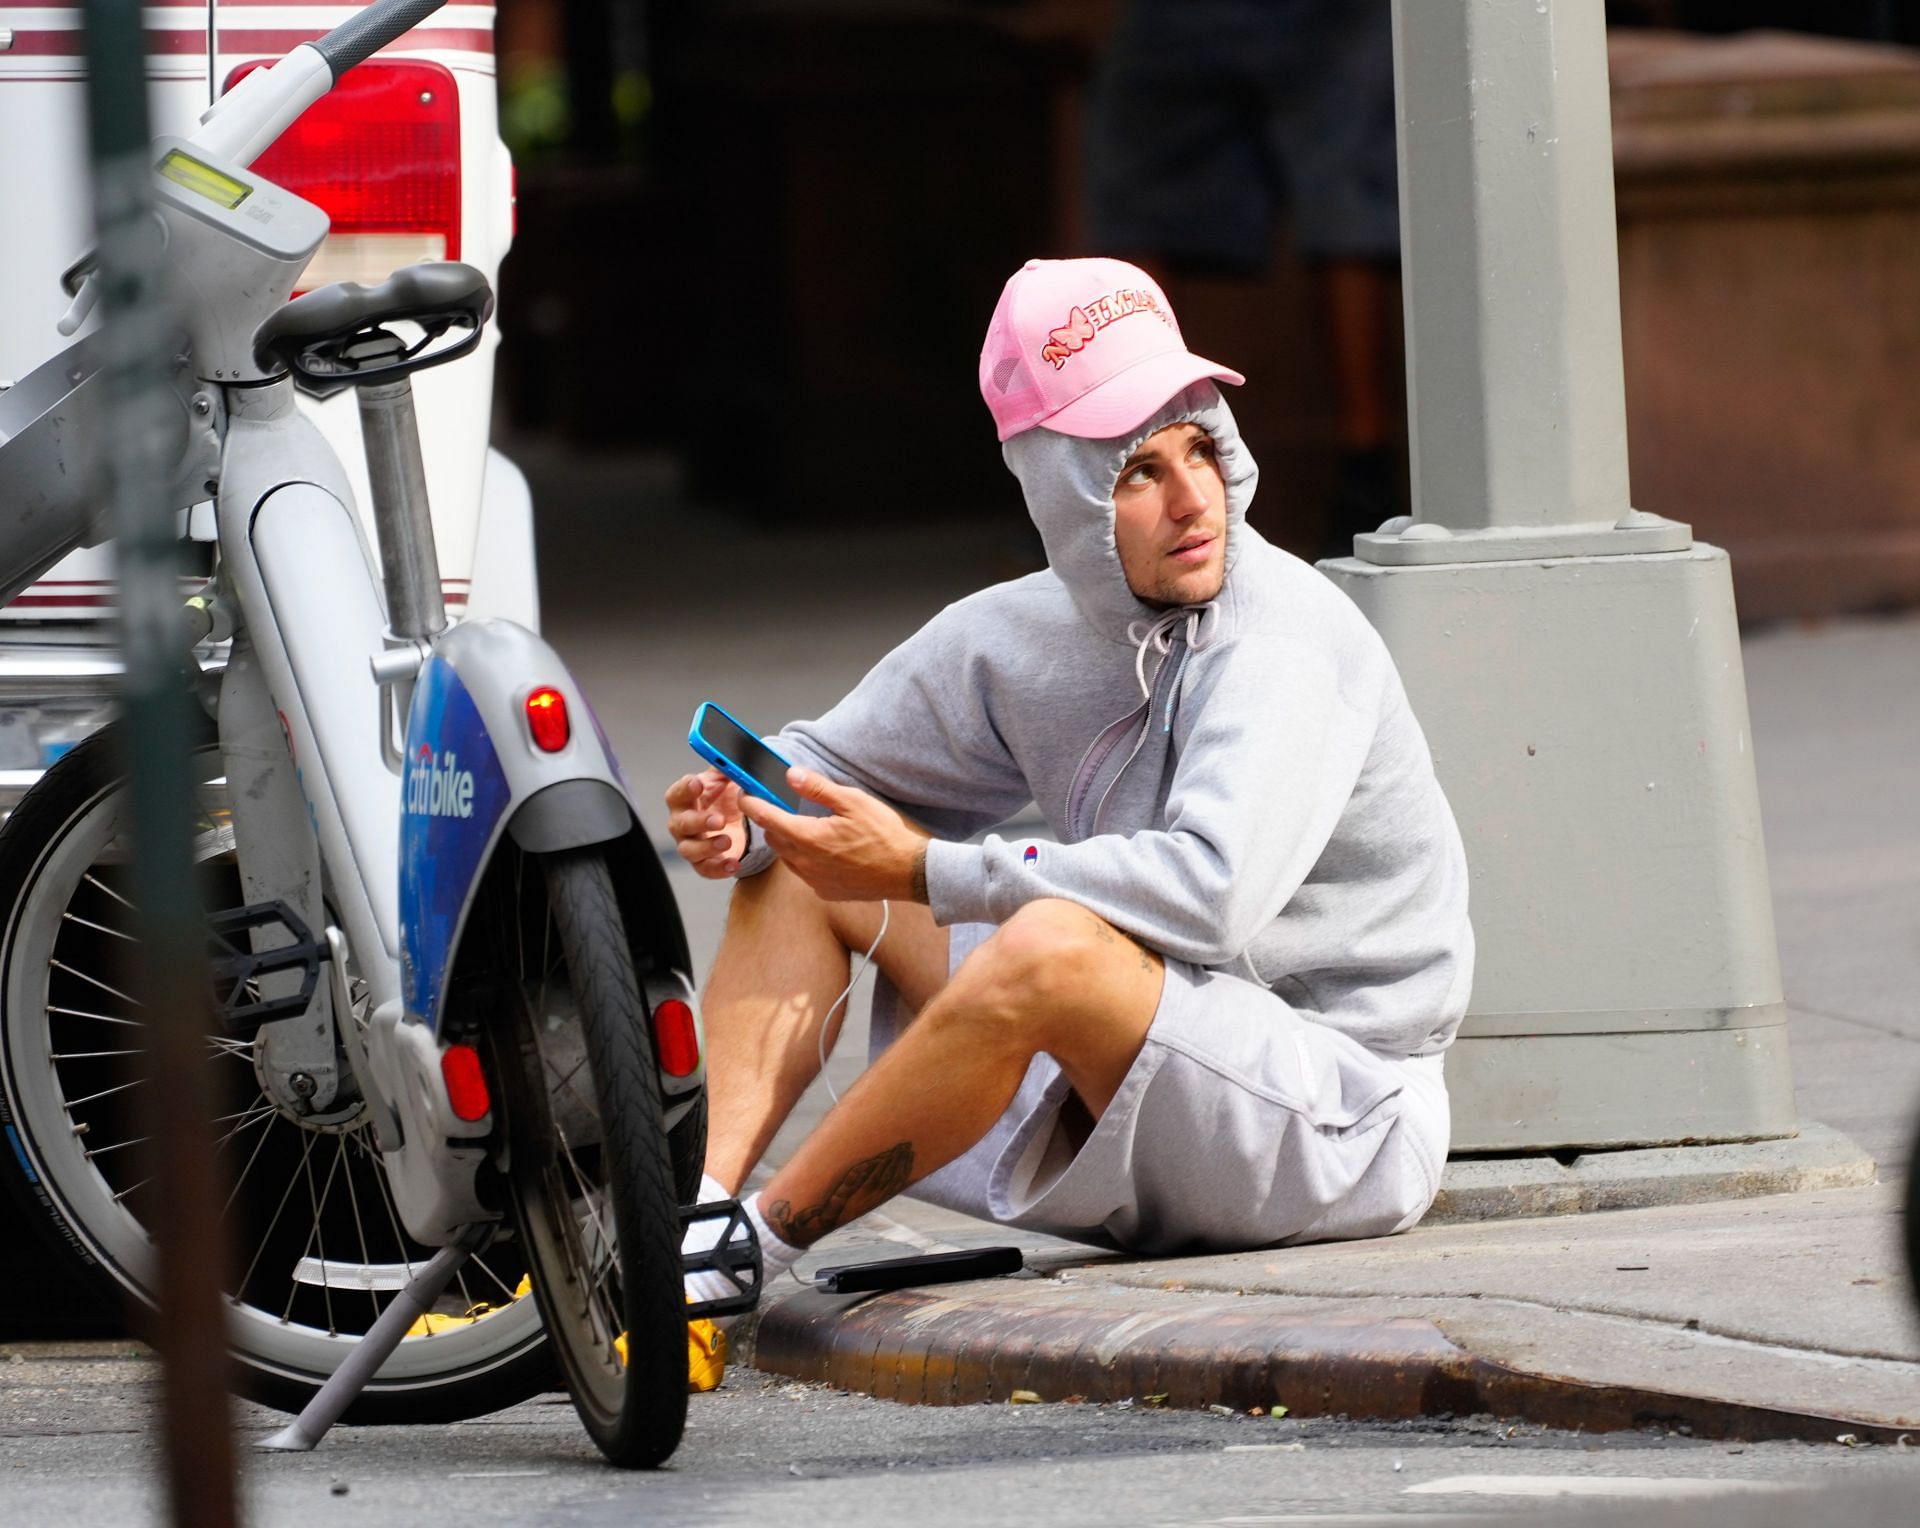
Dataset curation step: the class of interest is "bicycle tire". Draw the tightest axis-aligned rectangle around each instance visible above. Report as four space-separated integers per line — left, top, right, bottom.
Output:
0 723 557 1422
667 1087 708 1207
496 846 687 1468
1905 1107 1919 1317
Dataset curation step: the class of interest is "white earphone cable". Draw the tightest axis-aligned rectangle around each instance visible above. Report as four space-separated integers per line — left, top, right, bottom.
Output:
819 898 889 1104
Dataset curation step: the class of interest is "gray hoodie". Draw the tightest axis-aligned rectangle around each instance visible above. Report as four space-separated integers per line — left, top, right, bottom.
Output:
750 382 1473 1059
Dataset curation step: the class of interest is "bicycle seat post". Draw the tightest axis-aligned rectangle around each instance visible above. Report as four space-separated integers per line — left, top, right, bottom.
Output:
355 361 445 642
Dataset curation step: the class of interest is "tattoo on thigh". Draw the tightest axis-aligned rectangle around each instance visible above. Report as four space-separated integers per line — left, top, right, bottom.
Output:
1092 914 1158 973
764 1141 915 1247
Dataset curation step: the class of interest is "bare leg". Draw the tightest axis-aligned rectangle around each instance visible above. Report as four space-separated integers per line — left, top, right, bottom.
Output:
699 861 950 1194
756 900 1165 1248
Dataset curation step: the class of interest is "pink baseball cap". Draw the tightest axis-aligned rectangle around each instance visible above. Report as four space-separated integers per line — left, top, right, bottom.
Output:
978 257 1244 443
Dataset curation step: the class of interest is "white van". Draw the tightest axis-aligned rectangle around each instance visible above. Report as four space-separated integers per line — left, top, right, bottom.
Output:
0 1 531 810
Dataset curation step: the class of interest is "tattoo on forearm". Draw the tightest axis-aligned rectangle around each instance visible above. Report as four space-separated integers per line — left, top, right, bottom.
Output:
764 1142 915 1247
909 846 930 905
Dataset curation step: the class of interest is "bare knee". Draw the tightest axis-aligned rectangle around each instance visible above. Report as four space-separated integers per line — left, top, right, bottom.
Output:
727 859 823 930
726 859 887 957
953 900 1122 1028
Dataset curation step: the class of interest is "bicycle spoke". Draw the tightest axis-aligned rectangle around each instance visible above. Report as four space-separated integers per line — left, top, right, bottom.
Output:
213 1098 277 1151
205 1035 256 1060
341 1136 390 1326
47 1004 141 1030
110 1176 150 1204
241 1126 315 1300
61 911 136 944
288 1129 342 1331
219 1105 281 1222
49 1047 139 1061
50 959 141 1009
64 1076 141 1109
82 1134 149 1160
82 872 136 915
466 1245 520 1302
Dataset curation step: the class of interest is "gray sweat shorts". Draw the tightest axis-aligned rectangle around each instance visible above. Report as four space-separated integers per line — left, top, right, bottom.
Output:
870 922 1450 1257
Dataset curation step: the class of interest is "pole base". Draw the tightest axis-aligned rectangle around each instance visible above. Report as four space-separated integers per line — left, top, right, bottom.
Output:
1323 541 1794 1151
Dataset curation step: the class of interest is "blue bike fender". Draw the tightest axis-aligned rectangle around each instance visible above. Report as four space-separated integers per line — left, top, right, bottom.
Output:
399 619 643 1031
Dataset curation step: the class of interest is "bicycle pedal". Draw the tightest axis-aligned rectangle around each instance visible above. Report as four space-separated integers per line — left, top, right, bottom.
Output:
682 1198 761 1320
206 898 331 1033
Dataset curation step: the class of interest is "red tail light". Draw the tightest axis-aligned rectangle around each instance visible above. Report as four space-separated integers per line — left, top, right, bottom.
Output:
525 687 570 752
225 59 461 291
653 999 700 1078
440 1043 491 1122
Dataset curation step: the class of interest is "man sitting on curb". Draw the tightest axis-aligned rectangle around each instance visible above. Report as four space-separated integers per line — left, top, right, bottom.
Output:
666 257 1473 1302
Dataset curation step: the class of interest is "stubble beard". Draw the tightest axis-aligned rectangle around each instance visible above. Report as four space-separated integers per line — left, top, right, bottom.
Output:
1136 546 1226 609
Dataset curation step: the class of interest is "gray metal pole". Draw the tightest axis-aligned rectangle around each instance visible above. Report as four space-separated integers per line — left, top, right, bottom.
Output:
81 4 240 1523
1323 0 1796 1151
1357 0 1687 564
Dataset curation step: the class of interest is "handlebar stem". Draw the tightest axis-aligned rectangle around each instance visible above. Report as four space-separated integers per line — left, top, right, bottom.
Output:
191 44 333 168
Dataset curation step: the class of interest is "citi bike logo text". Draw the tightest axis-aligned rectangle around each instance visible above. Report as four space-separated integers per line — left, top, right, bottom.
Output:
407 745 476 819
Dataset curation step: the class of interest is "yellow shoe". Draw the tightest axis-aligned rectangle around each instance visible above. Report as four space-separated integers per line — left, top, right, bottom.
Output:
686 1318 727 1392
405 1275 532 1337
611 1313 728 1392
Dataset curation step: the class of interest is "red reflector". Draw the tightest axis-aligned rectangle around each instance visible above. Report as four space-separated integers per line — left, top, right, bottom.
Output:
653 999 700 1078
525 687 570 751
225 58 462 289
441 1043 491 1122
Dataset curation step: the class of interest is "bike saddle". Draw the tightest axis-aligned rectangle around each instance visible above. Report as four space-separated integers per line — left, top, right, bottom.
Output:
253 261 494 396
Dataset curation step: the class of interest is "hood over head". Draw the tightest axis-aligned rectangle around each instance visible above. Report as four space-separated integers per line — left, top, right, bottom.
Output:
1002 381 1260 645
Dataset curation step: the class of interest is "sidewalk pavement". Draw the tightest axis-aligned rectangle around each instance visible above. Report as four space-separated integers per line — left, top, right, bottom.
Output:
524 439 1920 1446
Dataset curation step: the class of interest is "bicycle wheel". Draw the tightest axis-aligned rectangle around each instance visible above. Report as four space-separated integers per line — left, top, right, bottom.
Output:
0 725 555 1421
488 846 687 1467
668 1088 707 1207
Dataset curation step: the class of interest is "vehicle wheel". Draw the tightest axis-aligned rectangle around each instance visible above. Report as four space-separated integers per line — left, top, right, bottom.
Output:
1905 1107 1920 1316
490 846 687 1468
0 724 555 1421
667 1088 707 1207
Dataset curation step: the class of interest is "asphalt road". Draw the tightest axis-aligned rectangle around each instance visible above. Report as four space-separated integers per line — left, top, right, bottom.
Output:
2 1344 1915 1527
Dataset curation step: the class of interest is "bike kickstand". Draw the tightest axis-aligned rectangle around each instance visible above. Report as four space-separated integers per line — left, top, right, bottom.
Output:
255 1225 488 1453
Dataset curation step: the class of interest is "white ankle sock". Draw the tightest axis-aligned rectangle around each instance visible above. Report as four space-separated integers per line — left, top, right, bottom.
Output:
682 1173 738 1306
743 1193 804 1284
682 1185 803 1307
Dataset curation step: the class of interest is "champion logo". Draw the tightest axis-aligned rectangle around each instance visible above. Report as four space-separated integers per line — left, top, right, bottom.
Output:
1023 844 1039 866
1038 288 1173 370
406 745 476 819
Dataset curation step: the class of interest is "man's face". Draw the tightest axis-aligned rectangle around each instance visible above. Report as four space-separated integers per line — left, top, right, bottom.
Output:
1112 422 1228 607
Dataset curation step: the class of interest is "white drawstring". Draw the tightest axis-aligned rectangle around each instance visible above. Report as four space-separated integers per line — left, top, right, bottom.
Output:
1090 604 1218 834
1126 604 1217 729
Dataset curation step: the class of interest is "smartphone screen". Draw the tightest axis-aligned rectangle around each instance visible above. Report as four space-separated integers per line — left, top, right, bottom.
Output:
696 707 802 811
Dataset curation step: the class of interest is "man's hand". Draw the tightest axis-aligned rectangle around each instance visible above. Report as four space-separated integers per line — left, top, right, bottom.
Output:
741 768 932 904
664 769 748 879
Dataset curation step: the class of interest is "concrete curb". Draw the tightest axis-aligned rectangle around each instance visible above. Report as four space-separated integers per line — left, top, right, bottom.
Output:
743 1283 1916 1446
1428 1122 1878 1224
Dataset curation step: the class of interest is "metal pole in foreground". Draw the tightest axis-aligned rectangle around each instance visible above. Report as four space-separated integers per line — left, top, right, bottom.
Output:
1321 0 1796 1151
80 3 240 1523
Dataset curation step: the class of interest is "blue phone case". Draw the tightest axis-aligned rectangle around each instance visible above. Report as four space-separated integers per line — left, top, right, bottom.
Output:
688 702 826 815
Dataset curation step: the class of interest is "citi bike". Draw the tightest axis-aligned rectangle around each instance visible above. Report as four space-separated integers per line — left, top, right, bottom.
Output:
0 0 757 1467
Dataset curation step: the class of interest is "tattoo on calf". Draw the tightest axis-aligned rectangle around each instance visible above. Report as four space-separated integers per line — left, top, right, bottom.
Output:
764 1141 915 1247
